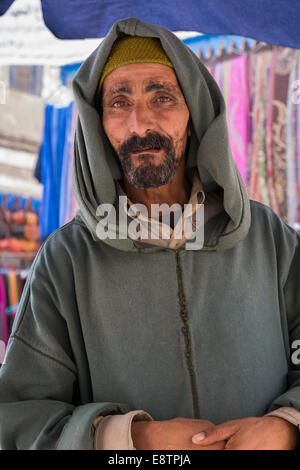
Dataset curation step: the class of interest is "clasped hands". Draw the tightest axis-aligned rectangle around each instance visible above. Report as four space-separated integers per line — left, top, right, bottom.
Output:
131 415 299 450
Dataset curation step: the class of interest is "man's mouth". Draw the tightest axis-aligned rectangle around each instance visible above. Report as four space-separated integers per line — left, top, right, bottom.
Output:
131 148 161 154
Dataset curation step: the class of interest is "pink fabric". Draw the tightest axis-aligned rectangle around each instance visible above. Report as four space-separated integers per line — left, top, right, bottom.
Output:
227 56 249 184
0 275 9 346
265 50 280 214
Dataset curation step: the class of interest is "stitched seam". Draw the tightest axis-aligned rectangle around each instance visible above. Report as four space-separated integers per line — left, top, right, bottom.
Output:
11 334 76 376
175 250 200 418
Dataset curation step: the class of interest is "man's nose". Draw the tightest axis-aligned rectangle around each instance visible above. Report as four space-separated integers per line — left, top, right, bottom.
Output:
128 101 154 136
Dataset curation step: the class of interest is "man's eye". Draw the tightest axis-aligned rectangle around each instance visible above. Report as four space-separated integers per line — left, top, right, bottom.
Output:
112 100 127 108
156 96 171 103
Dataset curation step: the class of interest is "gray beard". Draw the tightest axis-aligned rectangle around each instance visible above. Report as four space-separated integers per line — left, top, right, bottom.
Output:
119 150 184 189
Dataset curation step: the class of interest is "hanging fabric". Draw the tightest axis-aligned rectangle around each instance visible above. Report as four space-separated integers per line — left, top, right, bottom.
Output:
0 274 8 347
36 101 79 240
37 103 70 240
0 268 29 346
203 44 300 232
209 56 249 183
59 101 79 227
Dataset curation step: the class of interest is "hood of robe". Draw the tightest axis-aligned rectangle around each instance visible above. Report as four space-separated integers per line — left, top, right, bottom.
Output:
71 17 251 252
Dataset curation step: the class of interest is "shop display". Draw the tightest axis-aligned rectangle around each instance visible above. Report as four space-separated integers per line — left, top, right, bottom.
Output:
0 268 28 346
0 195 40 253
204 44 300 231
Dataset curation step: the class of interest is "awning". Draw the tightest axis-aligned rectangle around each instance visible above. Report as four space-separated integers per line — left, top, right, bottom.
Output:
1 0 300 49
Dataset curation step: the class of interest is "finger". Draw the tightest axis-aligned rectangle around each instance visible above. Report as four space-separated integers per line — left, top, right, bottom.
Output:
192 422 239 445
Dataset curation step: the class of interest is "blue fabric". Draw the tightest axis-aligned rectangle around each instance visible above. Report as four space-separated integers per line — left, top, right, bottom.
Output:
0 194 40 212
2 1 299 48
59 101 74 227
60 63 82 86
39 105 69 241
0 0 14 15
34 147 42 182
40 0 300 48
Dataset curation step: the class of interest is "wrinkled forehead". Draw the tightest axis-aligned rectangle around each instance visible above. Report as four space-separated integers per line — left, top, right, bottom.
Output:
101 62 186 102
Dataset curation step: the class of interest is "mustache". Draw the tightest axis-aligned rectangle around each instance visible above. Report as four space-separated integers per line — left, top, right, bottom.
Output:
119 132 173 158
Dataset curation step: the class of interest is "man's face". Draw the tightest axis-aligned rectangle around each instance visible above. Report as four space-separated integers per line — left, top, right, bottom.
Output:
101 62 190 189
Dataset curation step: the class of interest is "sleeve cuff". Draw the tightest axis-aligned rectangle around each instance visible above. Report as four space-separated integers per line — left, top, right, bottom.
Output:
265 406 300 429
93 410 153 450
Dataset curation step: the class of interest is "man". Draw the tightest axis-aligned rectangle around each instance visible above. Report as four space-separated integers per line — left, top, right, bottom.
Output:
0 18 299 450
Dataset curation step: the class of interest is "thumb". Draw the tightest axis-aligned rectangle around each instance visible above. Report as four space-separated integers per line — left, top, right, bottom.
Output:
192 422 238 445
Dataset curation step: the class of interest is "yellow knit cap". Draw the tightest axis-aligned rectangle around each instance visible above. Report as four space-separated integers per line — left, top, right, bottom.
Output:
98 35 174 93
